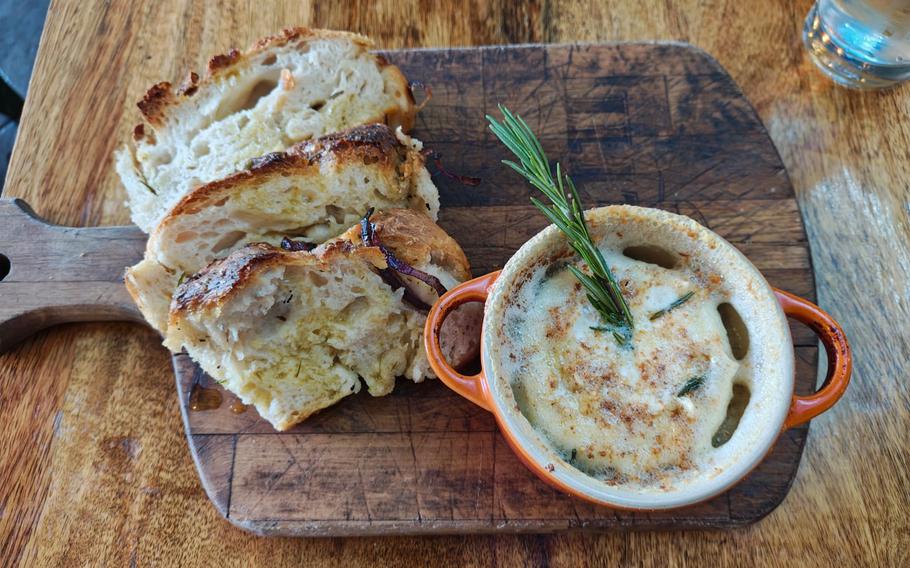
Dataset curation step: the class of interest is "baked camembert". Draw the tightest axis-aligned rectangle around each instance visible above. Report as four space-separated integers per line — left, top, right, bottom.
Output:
497 228 751 491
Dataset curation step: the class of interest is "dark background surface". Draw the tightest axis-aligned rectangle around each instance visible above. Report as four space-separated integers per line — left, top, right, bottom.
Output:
0 0 50 191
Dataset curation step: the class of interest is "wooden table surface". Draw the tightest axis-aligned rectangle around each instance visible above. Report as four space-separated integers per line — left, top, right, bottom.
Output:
1 1 907 565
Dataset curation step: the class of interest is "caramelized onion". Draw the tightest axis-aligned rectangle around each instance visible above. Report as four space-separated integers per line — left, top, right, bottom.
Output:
280 237 315 252
409 81 433 112
422 149 481 186
359 208 447 310
379 245 447 296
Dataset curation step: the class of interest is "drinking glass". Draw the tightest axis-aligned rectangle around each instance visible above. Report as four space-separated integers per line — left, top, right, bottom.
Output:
803 0 910 89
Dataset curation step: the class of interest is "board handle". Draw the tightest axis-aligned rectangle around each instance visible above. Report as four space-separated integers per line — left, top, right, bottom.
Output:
0 198 148 352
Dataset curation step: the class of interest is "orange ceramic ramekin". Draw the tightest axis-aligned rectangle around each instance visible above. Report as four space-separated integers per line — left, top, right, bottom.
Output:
424 206 851 510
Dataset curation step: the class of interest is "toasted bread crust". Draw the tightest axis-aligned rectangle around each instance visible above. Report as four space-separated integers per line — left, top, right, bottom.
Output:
339 209 472 281
290 122 405 165
206 48 242 75
177 71 200 96
152 124 420 230
169 208 470 318
123 260 165 327
133 28 411 129
377 63 417 132
170 243 285 315
136 82 175 125
246 28 370 61
170 241 387 317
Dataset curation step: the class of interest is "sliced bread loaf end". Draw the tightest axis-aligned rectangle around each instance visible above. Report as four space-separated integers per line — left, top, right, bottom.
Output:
165 210 480 431
117 28 416 231
125 124 439 334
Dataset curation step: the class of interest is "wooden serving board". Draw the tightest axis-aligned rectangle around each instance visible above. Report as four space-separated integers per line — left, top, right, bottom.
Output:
176 43 818 535
0 42 818 536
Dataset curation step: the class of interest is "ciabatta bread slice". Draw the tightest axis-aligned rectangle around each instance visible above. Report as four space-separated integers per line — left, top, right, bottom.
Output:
164 209 480 431
124 124 438 333
116 28 416 232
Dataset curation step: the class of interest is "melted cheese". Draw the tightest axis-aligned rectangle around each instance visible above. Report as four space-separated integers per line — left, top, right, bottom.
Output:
499 249 742 490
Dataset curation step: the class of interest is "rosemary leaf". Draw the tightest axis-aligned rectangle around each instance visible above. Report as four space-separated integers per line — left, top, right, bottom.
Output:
487 105 634 345
649 291 695 321
677 376 706 397
138 178 158 196
590 325 632 346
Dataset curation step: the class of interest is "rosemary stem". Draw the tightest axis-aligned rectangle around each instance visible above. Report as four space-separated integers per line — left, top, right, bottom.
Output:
487 104 634 345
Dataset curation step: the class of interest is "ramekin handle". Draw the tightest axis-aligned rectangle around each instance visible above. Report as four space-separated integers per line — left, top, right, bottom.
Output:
775 289 852 429
424 271 500 411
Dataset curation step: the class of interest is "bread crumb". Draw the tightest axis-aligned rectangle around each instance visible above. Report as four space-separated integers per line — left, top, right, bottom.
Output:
395 126 423 152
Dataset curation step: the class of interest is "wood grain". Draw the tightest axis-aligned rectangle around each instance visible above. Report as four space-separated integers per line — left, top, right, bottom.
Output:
0 199 145 351
176 343 819 535
1 0 907 565
0 41 819 535
165 42 817 535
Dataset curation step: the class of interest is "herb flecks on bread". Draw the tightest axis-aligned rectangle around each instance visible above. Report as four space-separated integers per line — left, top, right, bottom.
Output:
164 210 480 431
124 124 439 333
116 27 416 232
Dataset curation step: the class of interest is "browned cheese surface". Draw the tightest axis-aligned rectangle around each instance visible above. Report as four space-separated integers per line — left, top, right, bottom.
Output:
1 1 906 565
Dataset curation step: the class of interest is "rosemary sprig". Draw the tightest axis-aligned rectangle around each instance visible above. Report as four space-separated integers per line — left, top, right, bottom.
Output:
486 105 634 344
677 376 706 397
649 291 695 321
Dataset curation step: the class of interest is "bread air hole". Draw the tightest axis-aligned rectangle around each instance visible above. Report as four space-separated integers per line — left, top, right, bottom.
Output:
151 151 173 167
240 79 278 111
622 245 680 269
310 100 326 111
718 302 750 360
264 295 291 327
338 296 370 320
307 272 329 287
267 226 311 240
712 383 751 447
175 231 198 244
325 205 347 224
214 74 280 119
211 231 246 254
261 53 277 66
